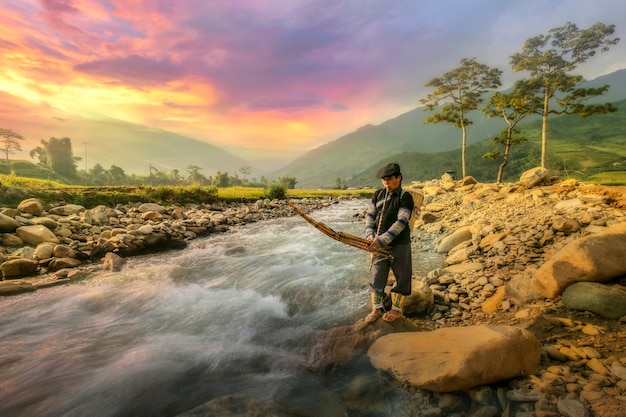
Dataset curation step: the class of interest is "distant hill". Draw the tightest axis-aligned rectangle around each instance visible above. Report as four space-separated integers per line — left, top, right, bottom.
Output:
272 69 626 188
269 107 503 188
349 99 626 187
0 100 258 179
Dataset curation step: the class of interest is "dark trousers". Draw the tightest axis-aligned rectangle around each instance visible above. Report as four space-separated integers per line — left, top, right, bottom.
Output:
369 242 412 296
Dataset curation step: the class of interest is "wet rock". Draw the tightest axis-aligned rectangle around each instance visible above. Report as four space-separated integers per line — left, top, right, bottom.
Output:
1 258 38 278
306 319 420 373
0 280 36 295
101 252 125 272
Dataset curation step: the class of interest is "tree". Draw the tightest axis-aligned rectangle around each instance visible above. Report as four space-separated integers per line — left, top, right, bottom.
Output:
509 21 620 168
0 128 25 166
238 166 251 181
420 58 502 178
187 165 207 184
108 165 127 184
482 81 540 183
29 137 78 177
213 171 230 187
279 176 297 189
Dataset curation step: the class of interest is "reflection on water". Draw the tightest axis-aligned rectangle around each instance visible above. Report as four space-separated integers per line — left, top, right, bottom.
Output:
0 200 443 417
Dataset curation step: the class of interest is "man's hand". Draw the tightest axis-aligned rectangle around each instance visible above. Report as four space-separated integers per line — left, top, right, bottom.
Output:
368 238 382 251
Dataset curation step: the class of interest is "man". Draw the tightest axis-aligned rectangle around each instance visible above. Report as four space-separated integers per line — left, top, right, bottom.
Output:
364 162 413 323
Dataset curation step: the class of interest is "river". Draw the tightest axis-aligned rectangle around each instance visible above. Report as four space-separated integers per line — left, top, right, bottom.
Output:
0 199 443 417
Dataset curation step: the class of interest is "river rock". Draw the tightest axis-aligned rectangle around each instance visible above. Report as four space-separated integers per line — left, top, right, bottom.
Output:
561 282 626 319
47 257 83 271
437 226 472 253
531 228 626 298
17 198 44 216
1 233 24 246
15 225 60 245
519 167 550 188
48 204 85 216
1 258 38 278
368 325 540 392
101 252 125 272
175 394 302 417
557 399 588 417
0 213 20 232
34 242 56 260
138 203 167 214
306 319 420 373
31 216 58 229
552 216 581 233
403 279 434 316
0 280 36 295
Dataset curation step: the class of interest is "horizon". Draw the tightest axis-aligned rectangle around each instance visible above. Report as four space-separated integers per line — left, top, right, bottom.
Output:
1 0 626 171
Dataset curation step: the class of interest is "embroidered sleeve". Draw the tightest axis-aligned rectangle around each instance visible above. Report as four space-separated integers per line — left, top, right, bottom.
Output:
376 206 411 246
364 200 377 239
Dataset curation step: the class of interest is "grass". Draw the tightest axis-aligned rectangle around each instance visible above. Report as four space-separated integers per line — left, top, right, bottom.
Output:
585 171 626 186
219 186 374 201
0 174 375 208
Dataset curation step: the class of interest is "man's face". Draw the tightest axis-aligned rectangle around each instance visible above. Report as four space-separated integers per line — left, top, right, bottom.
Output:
381 175 401 191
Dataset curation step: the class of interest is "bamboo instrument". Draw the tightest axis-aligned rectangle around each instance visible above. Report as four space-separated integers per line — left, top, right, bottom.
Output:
287 201 393 259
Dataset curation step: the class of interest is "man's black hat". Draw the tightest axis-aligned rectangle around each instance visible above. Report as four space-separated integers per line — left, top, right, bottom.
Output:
376 163 401 178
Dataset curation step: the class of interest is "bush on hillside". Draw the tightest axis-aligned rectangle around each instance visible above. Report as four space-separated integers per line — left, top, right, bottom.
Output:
265 183 286 200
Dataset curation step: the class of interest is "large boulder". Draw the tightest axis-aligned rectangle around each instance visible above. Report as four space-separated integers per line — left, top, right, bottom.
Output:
368 325 540 392
306 319 420 373
519 167 550 188
16 225 60 245
561 282 626 319
531 227 626 298
436 226 472 253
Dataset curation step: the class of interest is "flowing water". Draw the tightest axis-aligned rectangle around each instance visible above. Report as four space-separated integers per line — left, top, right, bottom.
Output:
0 200 443 417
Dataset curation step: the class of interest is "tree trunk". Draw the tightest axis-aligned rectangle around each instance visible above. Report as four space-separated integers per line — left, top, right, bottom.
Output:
461 125 467 178
541 92 550 168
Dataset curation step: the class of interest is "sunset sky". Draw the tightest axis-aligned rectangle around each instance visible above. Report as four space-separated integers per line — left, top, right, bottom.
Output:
1 0 625 169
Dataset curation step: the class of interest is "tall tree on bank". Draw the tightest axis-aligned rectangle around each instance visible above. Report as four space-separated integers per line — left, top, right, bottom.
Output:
482 81 541 183
421 58 502 178
509 21 620 169
30 137 78 177
0 128 25 166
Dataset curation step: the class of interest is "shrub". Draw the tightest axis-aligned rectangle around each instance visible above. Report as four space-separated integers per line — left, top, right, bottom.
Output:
264 183 286 200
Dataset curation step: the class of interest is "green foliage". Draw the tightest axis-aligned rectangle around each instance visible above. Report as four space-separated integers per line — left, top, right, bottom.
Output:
279 176 297 189
0 128 25 165
509 21 620 168
264 183 286 200
421 57 502 177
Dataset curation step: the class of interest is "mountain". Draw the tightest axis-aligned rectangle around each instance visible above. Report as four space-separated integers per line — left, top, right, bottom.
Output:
269 108 503 188
271 69 626 188
0 94 257 178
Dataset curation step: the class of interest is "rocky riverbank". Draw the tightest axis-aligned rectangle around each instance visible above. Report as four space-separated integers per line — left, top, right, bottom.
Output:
0 197 332 293
303 171 626 417
2 171 626 417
